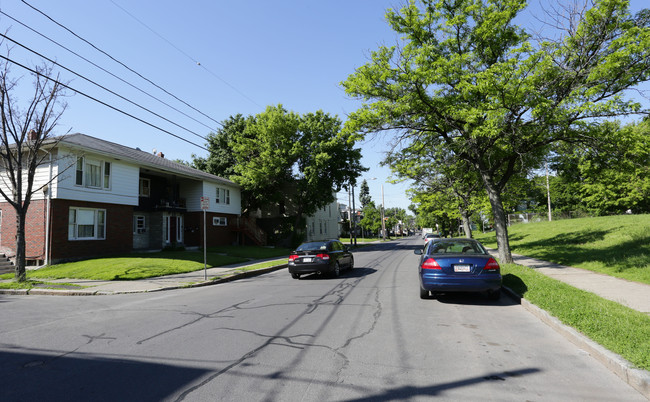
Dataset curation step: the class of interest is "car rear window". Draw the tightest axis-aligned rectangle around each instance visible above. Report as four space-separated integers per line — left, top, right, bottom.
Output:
296 242 328 251
428 241 485 254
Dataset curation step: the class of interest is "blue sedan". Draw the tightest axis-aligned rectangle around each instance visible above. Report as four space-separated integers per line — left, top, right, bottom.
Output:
414 238 501 300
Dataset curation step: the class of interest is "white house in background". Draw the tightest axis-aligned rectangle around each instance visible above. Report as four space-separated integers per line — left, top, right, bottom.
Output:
304 197 340 242
0 133 245 264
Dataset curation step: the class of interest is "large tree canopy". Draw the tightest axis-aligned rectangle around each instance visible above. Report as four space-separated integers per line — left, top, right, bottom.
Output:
193 105 366 244
342 0 650 262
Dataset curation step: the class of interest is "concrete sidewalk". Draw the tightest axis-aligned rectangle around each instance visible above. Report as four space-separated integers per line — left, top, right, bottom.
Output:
508 253 650 315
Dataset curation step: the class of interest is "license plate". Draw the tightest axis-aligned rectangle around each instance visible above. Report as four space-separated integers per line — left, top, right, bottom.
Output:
454 264 471 272
302 257 312 263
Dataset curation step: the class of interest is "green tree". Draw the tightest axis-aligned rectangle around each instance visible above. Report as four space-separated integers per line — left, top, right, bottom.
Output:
551 120 650 215
359 179 372 208
225 105 365 244
343 0 650 263
191 114 248 179
360 201 382 236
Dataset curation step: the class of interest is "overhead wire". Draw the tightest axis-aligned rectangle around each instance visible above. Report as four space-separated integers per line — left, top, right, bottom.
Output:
108 0 262 109
0 33 209 142
0 54 209 151
0 10 221 132
20 0 226 129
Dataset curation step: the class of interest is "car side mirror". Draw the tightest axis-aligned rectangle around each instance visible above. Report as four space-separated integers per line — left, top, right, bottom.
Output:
414 249 422 255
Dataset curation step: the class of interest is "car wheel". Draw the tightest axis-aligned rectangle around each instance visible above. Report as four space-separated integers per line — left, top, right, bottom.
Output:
332 262 340 278
420 287 430 299
348 256 354 270
488 288 501 301
291 273 300 279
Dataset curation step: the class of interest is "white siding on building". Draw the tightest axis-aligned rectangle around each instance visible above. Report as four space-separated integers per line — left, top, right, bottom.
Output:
181 181 205 211
304 196 340 242
0 157 55 202
203 181 240 215
55 149 139 206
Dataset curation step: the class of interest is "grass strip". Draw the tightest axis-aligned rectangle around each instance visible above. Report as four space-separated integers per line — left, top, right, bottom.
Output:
475 214 650 285
502 263 650 371
0 280 84 290
1 251 248 281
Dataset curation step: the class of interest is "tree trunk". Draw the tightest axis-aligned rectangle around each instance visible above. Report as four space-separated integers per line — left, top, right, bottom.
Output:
460 209 473 239
14 210 26 282
480 174 513 263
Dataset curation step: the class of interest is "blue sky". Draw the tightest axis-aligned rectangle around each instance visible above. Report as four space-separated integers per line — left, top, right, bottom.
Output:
1 0 647 212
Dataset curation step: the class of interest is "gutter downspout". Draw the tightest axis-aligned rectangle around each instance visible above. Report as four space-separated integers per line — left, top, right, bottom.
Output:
44 152 53 265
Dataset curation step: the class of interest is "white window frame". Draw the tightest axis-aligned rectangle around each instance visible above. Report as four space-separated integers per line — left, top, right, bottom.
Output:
74 156 111 190
213 216 227 226
134 215 146 234
68 207 106 240
215 187 231 205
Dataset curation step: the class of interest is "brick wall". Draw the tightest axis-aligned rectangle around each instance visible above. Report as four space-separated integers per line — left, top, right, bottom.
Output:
49 199 133 262
0 199 47 261
184 212 237 247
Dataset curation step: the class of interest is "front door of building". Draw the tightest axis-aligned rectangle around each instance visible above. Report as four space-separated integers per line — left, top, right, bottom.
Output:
163 214 183 246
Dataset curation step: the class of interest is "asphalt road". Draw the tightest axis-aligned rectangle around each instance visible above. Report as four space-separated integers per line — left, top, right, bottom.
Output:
0 238 645 401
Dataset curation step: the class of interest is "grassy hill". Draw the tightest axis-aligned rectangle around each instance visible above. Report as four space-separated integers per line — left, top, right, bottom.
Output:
474 214 650 285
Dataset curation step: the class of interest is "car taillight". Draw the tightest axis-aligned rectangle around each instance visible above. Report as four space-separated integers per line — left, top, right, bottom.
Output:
421 257 441 270
288 254 298 261
316 253 330 261
483 258 500 271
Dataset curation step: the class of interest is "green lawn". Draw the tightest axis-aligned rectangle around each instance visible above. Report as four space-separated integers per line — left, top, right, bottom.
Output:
502 263 650 371
0 250 249 281
475 214 650 285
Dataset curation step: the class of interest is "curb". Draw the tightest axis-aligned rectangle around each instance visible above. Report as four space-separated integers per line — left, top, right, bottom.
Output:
0 264 289 296
502 286 650 399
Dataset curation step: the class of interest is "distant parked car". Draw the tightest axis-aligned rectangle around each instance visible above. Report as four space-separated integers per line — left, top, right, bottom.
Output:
414 238 501 300
288 239 354 279
423 233 441 245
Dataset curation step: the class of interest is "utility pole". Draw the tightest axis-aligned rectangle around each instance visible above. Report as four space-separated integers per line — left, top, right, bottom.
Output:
351 185 358 246
348 186 353 245
381 184 386 241
546 162 552 222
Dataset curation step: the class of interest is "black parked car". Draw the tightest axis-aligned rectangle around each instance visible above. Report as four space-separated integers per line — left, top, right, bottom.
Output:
288 239 354 279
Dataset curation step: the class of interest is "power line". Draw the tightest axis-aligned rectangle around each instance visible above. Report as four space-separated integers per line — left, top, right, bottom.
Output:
20 0 225 129
108 0 263 109
0 32 208 142
0 54 208 151
0 9 221 132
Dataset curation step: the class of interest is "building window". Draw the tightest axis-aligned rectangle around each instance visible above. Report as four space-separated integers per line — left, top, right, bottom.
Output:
75 158 83 185
103 162 111 189
75 157 111 190
139 178 150 197
213 216 227 226
319 220 323 235
68 208 106 240
216 187 230 205
134 215 146 234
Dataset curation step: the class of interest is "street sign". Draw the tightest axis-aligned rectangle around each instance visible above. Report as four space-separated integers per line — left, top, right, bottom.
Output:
200 197 209 279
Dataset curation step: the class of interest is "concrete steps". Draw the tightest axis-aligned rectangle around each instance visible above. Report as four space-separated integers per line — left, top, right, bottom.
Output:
0 254 14 275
